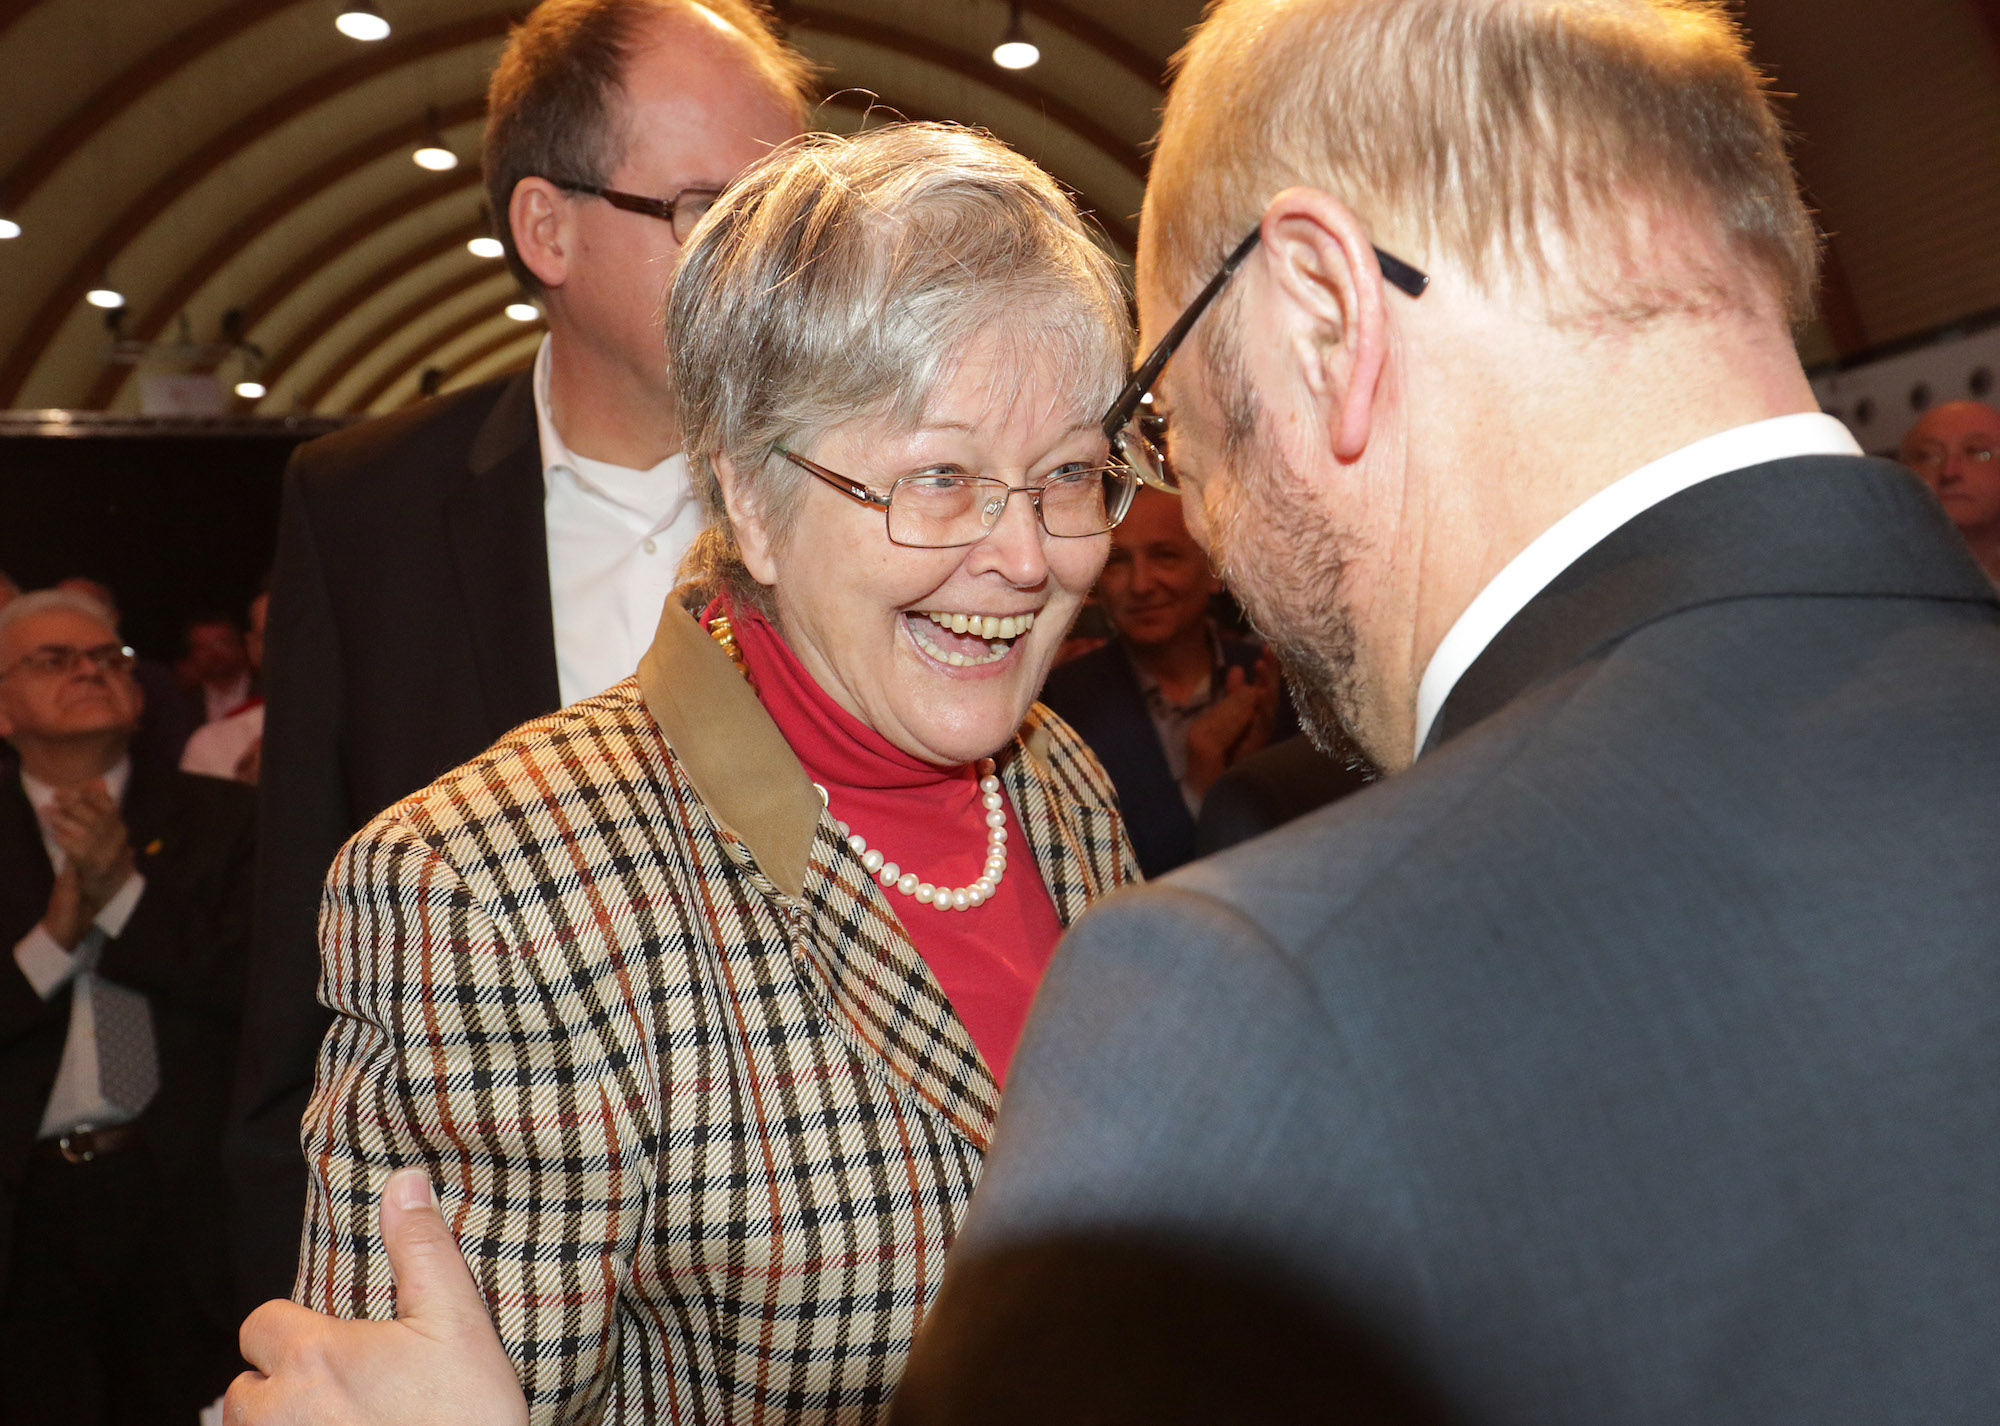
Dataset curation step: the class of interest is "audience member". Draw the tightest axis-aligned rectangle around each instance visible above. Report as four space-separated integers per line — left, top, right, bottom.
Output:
182 591 268 784
0 590 253 1424
0 570 17 611
1041 487 1284 875
178 613 254 726
229 0 812 1310
902 0 2000 1421
1899 398 2000 583
57 576 195 766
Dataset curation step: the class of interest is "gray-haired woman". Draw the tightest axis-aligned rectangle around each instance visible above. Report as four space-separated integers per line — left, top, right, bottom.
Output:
231 123 1143 1425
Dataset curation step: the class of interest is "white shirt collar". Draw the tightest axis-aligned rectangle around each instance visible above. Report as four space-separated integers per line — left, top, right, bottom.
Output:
1411 412 1864 759
531 336 691 529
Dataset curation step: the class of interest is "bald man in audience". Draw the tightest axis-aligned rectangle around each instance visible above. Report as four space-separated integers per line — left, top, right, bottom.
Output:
1900 399 2000 583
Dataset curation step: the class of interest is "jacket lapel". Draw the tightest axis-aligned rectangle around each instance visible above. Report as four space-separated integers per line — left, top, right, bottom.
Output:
445 370 561 732
1426 456 1999 753
637 602 1002 1149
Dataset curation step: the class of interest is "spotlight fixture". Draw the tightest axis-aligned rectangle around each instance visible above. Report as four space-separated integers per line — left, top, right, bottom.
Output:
0 217 20 240
467 236 505 259
235 380 268 400
413 107 458 171
335 1 390 41
505 302 541 322
85 284 126 310
992 1 1039 69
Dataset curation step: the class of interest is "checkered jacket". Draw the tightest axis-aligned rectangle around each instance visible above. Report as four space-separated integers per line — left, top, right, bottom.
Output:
295 605 1138 1425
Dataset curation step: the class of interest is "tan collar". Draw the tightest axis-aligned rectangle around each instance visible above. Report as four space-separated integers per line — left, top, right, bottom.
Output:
636 600 822 900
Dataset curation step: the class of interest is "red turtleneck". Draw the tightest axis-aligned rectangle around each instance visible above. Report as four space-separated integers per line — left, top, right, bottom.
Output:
715 599 1065 1084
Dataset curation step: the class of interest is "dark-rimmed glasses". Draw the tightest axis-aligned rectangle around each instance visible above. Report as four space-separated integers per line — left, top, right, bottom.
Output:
545 178 724 245
0 642 137 681
778 449 1140 549
1100 227 1430 493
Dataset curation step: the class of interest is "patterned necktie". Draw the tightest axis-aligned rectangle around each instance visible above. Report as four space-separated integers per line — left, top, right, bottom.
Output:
91 977 160 1118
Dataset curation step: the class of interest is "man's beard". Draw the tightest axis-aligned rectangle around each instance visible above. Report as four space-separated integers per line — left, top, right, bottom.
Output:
1202 331 1377 768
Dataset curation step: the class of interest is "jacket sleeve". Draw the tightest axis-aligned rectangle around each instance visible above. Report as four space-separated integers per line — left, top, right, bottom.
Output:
296 816 640 1426
227 456 354 1308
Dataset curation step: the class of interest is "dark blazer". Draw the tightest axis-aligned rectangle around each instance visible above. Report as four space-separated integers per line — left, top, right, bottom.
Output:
229 371 557 1309
900 456 2000 1425
0 756 254 1327
1040 633 1270 878
1192 731 1376 858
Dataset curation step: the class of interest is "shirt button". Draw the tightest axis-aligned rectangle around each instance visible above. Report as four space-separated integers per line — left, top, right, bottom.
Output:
643 538 658 555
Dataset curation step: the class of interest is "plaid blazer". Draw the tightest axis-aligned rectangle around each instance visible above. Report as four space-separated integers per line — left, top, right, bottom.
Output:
296 603 1138 1424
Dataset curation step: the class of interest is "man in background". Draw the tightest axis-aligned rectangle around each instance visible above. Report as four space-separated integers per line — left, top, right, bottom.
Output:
0 590 252 1424
229 0 811 1310
182 589 268 784
1900 398 2000 583
178 612 253 728
1041 487 1284 875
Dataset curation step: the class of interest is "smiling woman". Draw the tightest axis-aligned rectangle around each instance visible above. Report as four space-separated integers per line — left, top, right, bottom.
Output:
280 122 1142 1426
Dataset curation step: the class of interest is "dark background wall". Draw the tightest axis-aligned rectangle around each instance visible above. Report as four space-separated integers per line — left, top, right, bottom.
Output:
0 427 325 659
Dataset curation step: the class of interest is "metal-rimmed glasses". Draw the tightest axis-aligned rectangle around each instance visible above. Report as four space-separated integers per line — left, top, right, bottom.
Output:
778 448 1140 549
0 642 137 681
545 178 724 245
1099 227 1431 493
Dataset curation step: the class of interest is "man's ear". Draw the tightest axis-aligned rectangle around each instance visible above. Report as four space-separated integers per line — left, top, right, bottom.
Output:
508 177 574 291
1256 188 1391 462
716 457 780 586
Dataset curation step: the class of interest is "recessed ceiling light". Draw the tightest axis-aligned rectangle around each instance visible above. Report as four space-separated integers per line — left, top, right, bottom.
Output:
467 236 505 259
993 2 1038 69
413 145 458 172
85 287 126 310
0 218 20 240
335 3 390 41
505 302 540 322
235 380 268 400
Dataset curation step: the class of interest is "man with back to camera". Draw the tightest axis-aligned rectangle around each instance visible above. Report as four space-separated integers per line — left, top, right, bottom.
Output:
897 0 2000 1420
214 0 2000 1421
1900 398 2000 583
227 0 811 1311
0 590 253 1423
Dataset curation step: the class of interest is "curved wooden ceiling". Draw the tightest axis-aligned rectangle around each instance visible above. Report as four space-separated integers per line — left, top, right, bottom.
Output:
4 0 2000 418
0 0 1185 418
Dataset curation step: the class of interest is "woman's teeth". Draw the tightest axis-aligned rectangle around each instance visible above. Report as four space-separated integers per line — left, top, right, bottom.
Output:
910 609 1037 667
921 610 1037 639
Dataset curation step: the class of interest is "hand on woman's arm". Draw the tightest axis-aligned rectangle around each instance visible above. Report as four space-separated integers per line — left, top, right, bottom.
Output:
227 1169 529 1426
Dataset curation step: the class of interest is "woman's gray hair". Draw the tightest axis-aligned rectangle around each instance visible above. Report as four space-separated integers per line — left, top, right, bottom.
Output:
668 122 1133 617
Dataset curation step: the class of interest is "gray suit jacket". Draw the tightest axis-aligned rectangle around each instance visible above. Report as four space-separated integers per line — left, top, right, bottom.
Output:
897 455 2000 1426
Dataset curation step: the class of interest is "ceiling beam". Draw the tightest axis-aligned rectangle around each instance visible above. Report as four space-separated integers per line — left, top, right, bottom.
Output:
301 268 517 410
86 169 484 411
340 297 532 412
267 234 501 403
788 6 1146 179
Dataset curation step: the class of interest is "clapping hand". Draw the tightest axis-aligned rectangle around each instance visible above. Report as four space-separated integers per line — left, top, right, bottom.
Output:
225 1170 529 1426
1184 648 1283 797
44 780 134 911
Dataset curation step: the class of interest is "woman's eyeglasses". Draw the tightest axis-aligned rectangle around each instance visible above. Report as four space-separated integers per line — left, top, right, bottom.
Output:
778 449 1140 549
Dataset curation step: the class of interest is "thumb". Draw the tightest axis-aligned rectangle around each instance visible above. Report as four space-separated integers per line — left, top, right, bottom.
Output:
379 1168 488 1338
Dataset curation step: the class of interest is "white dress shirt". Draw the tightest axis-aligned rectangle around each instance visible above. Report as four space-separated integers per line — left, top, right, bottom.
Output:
11 759 151 1137
1413 413 1864 758
534 337 704 705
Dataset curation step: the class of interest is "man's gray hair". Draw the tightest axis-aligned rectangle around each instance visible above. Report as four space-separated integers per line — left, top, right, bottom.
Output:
668 121 1133 617
0 587 121 645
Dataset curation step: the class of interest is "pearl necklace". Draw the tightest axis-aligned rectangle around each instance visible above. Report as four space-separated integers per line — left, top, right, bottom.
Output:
817 758 1009 912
